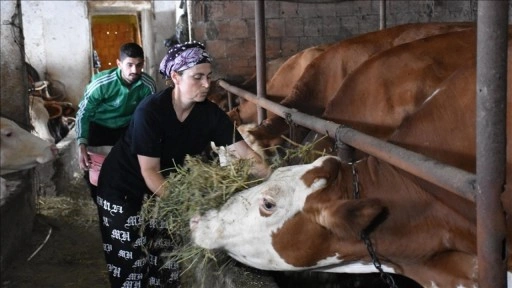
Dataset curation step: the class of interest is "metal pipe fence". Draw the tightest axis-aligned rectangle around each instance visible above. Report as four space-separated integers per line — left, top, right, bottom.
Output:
218 79 477 202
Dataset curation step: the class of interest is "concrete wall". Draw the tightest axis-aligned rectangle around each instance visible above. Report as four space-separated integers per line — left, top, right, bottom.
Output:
1 0 29 124
153 0 180 90
22 1 90 107
18 0 512 104
0 0 35 273
21 0 179 105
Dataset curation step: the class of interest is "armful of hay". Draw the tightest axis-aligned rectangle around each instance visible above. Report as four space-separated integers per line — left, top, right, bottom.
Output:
212 141 271 178
140 154 264 264
139 139 324 267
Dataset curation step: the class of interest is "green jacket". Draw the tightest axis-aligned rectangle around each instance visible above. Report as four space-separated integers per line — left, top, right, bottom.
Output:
76 68 156 145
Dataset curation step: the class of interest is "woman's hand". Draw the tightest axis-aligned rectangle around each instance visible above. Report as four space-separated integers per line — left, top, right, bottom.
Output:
137 155 167 197
227 140 271 179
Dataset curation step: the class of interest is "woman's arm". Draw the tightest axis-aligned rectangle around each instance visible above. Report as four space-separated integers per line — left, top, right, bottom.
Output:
137 155 167 197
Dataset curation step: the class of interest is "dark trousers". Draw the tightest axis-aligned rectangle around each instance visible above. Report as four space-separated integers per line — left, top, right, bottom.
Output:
96 191 181 288
84 122 128 201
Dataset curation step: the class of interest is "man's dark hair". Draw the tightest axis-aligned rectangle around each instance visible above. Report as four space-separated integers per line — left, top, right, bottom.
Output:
119 43 144 60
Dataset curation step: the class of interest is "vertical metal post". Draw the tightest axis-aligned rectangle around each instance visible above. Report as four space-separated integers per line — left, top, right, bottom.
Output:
476 1 508 287
379 0 386 30
227 91 233 111
186 0 193 42
255 0 267 124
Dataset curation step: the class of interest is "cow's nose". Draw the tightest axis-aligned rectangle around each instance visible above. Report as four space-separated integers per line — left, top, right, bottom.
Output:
50 145 59 157
189 214 200 231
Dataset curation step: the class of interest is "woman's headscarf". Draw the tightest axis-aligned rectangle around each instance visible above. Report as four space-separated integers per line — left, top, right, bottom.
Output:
159 41 212 79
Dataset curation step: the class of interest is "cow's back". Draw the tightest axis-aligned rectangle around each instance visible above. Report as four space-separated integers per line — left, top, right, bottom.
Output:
387 33 512 269
282 22 473 116
266 43 333 99
323 28 477 140
228 44 331 125
247 22 473 153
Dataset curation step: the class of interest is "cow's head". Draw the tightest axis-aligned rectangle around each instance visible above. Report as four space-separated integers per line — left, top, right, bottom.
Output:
190 156 386 272
0 117 57 175
207 80 231 112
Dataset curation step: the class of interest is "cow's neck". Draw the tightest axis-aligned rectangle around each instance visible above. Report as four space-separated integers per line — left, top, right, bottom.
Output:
355 156 476 251
342 156 478 286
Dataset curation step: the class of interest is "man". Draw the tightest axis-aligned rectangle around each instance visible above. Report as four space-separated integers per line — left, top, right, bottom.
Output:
76 42 156 200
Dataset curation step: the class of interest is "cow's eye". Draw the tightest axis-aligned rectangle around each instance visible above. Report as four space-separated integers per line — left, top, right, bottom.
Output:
259 196 276 217
1 128 12 137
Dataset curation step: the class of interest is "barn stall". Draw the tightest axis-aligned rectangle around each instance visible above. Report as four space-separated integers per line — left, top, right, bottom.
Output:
0 0 510 287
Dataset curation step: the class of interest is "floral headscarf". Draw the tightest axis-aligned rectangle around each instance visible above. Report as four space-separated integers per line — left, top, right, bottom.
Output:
159 41 212 79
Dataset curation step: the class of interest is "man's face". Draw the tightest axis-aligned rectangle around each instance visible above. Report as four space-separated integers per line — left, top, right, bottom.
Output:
117 57 144 85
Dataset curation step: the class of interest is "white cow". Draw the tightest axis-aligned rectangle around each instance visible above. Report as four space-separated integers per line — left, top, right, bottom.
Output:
29 96 55 143
1 117 57 175
1 117 57 201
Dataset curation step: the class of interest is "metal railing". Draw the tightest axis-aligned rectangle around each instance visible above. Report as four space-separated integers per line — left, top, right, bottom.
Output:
219 79 477 202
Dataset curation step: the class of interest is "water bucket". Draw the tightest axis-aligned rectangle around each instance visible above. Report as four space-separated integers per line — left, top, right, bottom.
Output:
87 151 105 186
86 146 112 186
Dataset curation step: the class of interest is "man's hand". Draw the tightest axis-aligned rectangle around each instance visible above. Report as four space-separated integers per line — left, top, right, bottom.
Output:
78 144 90 170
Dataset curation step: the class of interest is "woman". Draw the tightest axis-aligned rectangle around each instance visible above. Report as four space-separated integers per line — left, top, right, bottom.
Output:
95 41 268 287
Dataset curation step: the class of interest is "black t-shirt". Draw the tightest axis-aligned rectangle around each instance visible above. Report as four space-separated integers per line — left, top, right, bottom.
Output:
98 87 242 203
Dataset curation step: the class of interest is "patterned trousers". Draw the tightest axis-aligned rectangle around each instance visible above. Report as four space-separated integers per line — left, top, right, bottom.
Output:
96 193 181 288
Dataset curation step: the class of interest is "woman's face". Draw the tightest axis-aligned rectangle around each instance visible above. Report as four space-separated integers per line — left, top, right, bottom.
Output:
174 63 212 102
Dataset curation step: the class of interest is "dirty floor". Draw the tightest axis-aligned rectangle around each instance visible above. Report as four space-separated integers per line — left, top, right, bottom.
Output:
1 179 110 288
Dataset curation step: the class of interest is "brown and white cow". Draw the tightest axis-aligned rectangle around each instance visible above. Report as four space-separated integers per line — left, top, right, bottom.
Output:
321 27 479 140
246 22 473 153
227 43 333 126
190 50 512 287
207 56 290 112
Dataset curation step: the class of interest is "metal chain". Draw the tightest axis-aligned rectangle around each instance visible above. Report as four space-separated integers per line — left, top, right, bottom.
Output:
351 164 360 199
284 112 296 142
351 162 398 288
360 232 398 288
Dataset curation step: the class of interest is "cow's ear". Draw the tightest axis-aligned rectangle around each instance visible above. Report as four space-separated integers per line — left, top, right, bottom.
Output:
323 198 386 240
301 156 341 188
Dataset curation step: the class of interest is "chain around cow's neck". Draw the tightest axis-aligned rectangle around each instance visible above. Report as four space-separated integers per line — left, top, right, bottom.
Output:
350 161 398 288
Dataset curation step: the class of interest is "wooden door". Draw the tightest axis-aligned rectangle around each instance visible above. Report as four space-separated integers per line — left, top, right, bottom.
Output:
91 15 141 71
